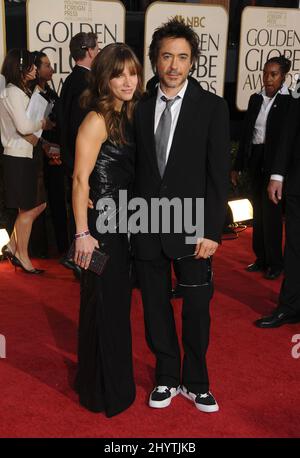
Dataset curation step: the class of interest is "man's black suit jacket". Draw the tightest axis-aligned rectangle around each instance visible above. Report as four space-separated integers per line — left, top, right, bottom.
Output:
272 98 300 196
59 65 89 175
234 92 292 174
133 80 230 260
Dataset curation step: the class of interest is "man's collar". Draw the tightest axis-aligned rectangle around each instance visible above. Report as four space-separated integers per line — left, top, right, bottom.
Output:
157 78 188 101
260 83 289 98
76 64 91 71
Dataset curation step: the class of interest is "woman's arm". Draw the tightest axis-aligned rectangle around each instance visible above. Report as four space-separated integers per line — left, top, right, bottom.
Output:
6 87 45 135
72 111 107 269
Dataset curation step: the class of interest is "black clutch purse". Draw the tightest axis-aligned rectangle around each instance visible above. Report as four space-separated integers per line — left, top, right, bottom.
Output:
67 241 109 276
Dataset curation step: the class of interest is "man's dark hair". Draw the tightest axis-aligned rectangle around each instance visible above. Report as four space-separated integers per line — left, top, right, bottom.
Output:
148 18 200 73
69 32 98 61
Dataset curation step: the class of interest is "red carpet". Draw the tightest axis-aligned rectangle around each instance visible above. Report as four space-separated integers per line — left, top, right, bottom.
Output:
0 228 299 438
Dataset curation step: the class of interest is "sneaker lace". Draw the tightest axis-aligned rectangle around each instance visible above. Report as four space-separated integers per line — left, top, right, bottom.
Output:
198 392 209 399
155 386 169 393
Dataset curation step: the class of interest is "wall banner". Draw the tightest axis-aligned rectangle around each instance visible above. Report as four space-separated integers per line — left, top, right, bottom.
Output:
27 0 125 94
237 6 300 111
144 1 229 96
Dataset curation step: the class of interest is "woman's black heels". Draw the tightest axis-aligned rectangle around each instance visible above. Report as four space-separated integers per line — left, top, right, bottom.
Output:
11 256 44 274
2 246 44 274
1 244 13 259
1 245 18 264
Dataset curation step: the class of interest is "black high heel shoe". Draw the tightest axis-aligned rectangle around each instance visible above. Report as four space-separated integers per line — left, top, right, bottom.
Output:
1 244 13 258
10 255 45 274
1 245 18 264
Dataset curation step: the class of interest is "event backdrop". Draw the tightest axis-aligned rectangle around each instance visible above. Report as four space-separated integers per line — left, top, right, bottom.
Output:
144 1 228 96
27 0 125 94
237 6 300 110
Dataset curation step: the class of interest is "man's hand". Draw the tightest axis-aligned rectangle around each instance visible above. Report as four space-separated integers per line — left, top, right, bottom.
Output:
194 238 219 259
230 170 240 187
268 179 283 204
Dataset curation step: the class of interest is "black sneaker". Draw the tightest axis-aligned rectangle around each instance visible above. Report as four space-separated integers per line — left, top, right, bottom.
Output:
181 385 219 413
246 261 265 272
149 385 180 408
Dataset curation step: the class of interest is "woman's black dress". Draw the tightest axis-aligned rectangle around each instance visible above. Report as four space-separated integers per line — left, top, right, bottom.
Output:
76 132 135 417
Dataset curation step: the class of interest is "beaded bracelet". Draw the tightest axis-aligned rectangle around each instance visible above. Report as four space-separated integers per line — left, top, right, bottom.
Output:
75 230 90 239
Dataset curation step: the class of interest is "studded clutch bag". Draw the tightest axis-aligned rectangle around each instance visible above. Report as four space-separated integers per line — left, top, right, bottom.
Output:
67 241 109 276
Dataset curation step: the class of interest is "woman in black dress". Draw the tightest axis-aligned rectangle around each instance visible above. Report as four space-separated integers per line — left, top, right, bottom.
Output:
72 43 142 417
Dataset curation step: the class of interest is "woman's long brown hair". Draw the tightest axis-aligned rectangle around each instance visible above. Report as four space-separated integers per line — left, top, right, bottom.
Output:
81 43 143 145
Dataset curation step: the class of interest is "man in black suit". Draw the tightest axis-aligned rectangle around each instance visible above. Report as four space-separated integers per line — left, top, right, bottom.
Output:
133 19 230 412
59 32 98 274
255 97 300 328
60 32 99 176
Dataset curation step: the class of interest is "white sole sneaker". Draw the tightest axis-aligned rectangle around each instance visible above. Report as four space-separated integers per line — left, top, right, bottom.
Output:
149 386 180 408
180 385 219 413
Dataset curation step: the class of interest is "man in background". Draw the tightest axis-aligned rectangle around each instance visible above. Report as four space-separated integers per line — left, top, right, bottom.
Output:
60 32 99 177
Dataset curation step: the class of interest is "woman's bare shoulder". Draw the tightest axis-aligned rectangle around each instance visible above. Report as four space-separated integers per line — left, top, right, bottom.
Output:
80 110 107 141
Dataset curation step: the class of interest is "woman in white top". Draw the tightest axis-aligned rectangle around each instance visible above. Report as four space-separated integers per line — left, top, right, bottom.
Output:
0 49 48 274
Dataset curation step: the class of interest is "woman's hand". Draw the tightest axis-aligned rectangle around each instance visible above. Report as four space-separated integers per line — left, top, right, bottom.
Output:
43 143 61 165
74 235 99 270
41 118 55 131
22 134 39 146
42 141 51 155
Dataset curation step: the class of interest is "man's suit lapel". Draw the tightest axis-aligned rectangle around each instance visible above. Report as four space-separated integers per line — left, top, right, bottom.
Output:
251 94 263 125
142 81 205 181
142 89 161 179
163 81 203 180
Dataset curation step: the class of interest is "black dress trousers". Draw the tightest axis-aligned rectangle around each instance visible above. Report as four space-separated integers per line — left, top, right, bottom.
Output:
249 145 283 270
136 252 213 394
278 195 300 315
